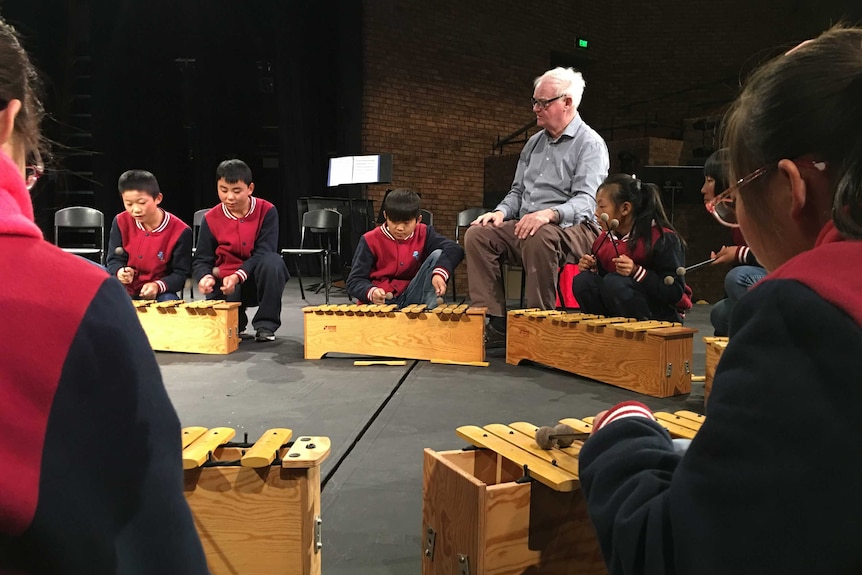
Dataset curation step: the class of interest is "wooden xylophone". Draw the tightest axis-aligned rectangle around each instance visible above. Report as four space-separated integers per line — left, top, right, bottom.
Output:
132 299 241 354
182 426 331 575
506 309 698 398
422 411 704 575
303 303 486 363
703 336 729 407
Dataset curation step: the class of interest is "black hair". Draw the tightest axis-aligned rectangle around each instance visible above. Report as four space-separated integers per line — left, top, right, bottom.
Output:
703 148 730 193
599 173 682 256
118 169 160 198
216 159 253 186
723 25 862 238
0 17 45 164
383 188 421 222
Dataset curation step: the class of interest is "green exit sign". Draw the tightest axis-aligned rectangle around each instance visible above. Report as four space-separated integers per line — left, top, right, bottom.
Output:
577 37 589 49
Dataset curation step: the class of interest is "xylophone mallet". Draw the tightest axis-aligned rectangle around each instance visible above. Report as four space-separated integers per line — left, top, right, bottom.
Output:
114 246 135 276
663 257 716 285
212 266 221 279
535 423 590 450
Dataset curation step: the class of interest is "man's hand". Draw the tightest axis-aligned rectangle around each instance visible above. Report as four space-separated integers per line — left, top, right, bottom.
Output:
198 275 216 295
431 274 447 296
370 287 388 304
472 210 505 227
116 267 135 285
514 209 555 240
221 273 241 295
710 245 736 265
578 253 597 272
612 254 635 277
138 282 159 299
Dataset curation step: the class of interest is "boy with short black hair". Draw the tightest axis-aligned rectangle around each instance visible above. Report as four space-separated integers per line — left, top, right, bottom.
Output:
192 159 289 342
347 188 463 308
106 169 192 301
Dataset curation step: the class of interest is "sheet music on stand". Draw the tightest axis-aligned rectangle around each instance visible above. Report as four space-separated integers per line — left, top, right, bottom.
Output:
327 154 393 187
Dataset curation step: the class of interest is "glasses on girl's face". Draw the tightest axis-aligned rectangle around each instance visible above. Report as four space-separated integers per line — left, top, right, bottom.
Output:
25 163 43 190
706 159 827 228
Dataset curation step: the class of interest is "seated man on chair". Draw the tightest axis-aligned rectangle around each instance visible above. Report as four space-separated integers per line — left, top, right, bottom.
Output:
465 66 609 347
346 188 462 309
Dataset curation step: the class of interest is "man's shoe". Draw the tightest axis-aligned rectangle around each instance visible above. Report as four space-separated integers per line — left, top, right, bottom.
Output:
255 328 276 342
484 324 506 349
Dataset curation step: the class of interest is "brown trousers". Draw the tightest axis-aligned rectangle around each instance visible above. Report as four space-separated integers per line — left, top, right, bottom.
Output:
464 220 598 317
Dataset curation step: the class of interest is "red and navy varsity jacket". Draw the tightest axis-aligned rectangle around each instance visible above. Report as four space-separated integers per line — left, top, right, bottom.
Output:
730 227 761 266
591 224 692 312
0 152 208 574
346 223 464 302
579 221 862 575
105 210 192 297
192 196 280 283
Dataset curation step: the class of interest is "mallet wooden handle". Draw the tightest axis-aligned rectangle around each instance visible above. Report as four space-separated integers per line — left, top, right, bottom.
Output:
354 360 408 366
430 358 490 367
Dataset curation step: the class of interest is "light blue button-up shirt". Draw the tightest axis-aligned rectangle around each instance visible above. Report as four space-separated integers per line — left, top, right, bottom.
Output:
495 114 609 228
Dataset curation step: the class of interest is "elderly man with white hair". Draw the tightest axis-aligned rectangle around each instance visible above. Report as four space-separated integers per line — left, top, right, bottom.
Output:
465 67 609 347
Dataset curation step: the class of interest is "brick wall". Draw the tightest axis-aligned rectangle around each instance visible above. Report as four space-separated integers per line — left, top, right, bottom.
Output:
361 0 849 301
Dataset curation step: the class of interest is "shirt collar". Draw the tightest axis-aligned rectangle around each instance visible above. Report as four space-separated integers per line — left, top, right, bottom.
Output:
546 113 582 144
381 223 414 241
221 196 257 220
135 209 169 232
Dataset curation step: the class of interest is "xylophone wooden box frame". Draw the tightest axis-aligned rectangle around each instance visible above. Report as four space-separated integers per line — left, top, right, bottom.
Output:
133 299 241 354
303 303 486 363
422 411 706 575
506 310 698 398
703 336 729 407
181 426 330 575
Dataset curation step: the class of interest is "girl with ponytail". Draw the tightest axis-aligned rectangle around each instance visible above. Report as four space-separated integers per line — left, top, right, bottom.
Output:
573 173 691 322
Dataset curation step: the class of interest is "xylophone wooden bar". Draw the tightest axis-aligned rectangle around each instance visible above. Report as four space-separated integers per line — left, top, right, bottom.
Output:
303 303 486 363
133 299 242 354
423 411 705 575
506 309 698 398
182 426 331 575
703 336 729 407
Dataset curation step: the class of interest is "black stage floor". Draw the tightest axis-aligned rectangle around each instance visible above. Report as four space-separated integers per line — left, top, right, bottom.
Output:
160 280 713 574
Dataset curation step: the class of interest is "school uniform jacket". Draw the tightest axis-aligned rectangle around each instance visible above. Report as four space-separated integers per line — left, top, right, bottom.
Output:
579 220 862 575
731 227 760 266
0 152 208 574
591 224 692 312
106 210 192 297
192 196 280 283
346 223 464 303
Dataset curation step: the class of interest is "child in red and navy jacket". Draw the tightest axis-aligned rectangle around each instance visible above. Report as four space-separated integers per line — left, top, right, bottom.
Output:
579 28 862 575
192 159 289 342
701 149 766 335
347 188 463 308
106 170 192 301
573 173 691 322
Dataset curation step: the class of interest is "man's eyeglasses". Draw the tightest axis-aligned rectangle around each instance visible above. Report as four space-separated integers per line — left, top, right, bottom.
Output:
706 159 827 228
530 94 565 110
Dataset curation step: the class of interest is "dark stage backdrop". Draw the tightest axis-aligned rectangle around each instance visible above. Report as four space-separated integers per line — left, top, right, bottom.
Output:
3 0 363 247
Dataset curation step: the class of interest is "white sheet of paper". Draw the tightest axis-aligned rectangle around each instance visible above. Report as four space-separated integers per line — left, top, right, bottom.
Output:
351 155 380 184
328 157 354 186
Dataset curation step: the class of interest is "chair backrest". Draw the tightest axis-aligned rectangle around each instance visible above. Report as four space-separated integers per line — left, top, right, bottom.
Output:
192 208 209 250
301 208 342 254
419 209 433 227
455 207 485 243
55 206 103 229
54 206 105 264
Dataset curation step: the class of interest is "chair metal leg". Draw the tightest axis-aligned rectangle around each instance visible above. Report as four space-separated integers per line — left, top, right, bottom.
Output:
294 255 306 300
320 251 330 305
